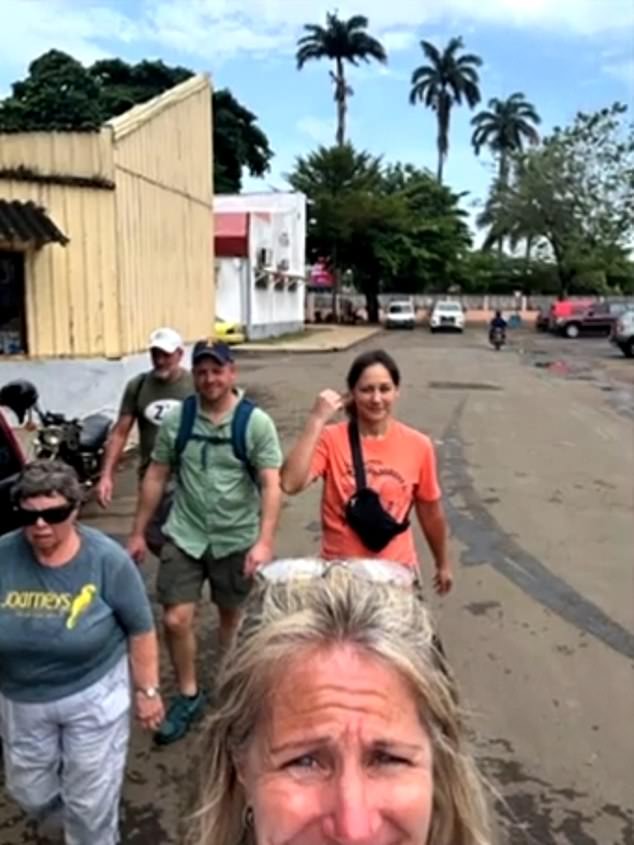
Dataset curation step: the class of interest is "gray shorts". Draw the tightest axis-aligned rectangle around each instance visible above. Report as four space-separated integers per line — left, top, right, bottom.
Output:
157 542 252 610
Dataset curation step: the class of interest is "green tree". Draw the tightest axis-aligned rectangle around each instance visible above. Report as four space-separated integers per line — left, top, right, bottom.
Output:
471 93 541 186
479 103 634 294
212 90 274 193
0 50 103 131
0 50 273 194
89 58 192 117
380 164 471 292
409 37 482 183
288 146 471 320
296 12 387 146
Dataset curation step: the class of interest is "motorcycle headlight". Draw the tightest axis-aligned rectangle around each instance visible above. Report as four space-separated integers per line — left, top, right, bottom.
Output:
41 429 62 448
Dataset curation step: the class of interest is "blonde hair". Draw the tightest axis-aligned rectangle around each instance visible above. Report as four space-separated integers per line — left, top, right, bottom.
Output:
189 562 492 845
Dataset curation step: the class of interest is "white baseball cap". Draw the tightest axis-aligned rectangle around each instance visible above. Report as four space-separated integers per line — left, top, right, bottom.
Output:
148 327 184 354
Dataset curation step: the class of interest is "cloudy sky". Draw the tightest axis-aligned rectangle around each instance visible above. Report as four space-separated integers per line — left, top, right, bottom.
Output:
2 0 633 229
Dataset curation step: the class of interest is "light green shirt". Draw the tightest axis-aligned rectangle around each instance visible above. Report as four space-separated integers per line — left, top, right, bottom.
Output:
152 391 282 558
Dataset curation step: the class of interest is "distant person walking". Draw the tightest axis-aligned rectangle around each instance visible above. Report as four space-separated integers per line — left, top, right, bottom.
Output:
127 341 283 745
97 327 193 554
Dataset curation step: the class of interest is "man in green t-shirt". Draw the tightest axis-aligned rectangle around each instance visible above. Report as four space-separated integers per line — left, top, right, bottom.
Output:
97 328 193 552
127 341 283 745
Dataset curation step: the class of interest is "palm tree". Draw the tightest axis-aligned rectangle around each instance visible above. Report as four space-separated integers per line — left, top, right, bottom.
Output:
409 37 482 184
471 93 541 186
296 13 387 146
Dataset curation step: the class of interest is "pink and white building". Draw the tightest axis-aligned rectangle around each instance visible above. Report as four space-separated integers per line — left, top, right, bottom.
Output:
214 192 307 340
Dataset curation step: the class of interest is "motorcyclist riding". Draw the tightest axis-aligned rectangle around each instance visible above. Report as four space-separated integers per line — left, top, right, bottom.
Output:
489 310 507 340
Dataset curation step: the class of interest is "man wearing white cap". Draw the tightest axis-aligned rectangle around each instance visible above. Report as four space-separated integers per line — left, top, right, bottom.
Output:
97 328 193 552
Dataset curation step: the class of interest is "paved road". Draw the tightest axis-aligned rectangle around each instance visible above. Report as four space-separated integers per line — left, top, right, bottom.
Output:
2 327 633 844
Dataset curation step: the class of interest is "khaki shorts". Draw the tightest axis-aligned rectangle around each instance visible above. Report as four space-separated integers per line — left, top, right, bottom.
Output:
157 541 252 610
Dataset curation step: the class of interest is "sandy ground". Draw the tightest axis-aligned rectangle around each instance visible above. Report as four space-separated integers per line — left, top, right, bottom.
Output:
1 326 633 844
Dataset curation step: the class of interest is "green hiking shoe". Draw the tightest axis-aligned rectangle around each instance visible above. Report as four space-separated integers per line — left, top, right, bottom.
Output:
154 691 206 746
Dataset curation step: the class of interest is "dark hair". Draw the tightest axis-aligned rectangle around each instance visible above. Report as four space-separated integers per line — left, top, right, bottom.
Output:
346 349 401 391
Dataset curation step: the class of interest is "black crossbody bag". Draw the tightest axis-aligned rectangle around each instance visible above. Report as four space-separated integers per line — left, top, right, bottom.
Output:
344 421 410 553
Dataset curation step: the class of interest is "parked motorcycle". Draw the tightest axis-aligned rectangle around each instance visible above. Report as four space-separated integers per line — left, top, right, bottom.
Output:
489 326 506 351
0 404 26 536
0 380 111 490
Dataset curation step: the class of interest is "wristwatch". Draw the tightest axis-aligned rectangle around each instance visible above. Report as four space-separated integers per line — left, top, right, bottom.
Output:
136 685 160 699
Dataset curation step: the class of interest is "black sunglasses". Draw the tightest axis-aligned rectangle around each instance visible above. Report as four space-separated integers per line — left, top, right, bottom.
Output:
15 504 75 526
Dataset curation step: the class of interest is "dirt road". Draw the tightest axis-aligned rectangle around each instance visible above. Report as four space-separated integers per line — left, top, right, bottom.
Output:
2 327 632 844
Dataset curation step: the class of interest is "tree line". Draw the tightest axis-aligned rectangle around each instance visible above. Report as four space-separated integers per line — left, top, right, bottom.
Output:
294 12 633 301
1 14 632 308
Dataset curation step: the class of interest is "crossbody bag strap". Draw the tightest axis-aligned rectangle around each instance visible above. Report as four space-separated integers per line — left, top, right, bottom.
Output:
347 420 367 491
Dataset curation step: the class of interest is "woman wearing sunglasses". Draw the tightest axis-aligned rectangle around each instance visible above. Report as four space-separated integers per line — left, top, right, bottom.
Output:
282 349 453 594
0 460 163 844
188 559 491 845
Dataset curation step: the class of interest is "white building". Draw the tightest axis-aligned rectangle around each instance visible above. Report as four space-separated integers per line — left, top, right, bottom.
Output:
214 192 306 340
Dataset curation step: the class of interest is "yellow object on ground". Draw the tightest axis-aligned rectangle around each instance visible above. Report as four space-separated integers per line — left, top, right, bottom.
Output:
214 317 246 345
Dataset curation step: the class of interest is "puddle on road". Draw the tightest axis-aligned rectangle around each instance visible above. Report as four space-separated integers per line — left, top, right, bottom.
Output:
525 352 634 420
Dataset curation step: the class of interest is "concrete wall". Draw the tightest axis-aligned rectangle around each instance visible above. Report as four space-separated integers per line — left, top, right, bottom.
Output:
0 345 196 422
214 194 306 339
216 257 245 324
247 210 304 338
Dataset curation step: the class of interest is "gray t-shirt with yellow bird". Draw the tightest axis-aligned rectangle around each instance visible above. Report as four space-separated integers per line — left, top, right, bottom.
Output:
0 526 154 703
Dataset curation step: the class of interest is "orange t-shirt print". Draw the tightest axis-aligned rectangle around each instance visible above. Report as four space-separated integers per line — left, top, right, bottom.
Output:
309 420 441 567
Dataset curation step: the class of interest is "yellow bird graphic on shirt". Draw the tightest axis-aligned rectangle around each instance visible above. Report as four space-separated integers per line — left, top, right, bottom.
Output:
66 584 97 630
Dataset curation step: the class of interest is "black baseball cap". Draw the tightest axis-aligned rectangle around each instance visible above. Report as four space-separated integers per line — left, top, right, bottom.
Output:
192 340 234 366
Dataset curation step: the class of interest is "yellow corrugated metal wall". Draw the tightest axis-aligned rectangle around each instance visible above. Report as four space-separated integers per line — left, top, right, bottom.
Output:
0 133 119 357
112 78 215 353
0 76 214 359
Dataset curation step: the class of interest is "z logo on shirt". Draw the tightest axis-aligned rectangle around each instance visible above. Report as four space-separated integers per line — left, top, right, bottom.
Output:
144 399 182 426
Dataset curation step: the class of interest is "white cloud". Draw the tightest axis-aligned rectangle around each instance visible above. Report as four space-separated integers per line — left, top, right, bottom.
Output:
380 30 418 52
2 0 633 71
603 59 634 89
142 0 634 47
1 0 137 72
296 115 336 145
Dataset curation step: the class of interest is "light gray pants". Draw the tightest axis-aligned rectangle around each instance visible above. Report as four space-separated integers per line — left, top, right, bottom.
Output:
0 655 131 845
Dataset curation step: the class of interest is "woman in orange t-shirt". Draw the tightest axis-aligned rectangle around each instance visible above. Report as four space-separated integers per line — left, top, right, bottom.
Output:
281 349 453 594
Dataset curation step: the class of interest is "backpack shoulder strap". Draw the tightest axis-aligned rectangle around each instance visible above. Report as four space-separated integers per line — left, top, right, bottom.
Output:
174 394 198 461
231 397 258 485
131 372 147 417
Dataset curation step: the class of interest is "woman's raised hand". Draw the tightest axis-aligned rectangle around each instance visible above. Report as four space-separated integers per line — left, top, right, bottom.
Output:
311 389 345 424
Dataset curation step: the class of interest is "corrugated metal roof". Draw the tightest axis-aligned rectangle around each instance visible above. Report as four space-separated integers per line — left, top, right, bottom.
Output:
0 200 69 246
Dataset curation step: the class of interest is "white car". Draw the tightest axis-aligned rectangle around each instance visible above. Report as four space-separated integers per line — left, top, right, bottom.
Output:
385 300 416 330
429 301 465 333
611 309 634 358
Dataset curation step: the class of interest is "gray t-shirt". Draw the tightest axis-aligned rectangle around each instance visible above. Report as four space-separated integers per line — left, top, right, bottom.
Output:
120 369 193 474
0 526 154 703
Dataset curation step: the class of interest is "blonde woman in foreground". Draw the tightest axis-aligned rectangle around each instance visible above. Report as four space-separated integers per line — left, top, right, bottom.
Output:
189 558 492 845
